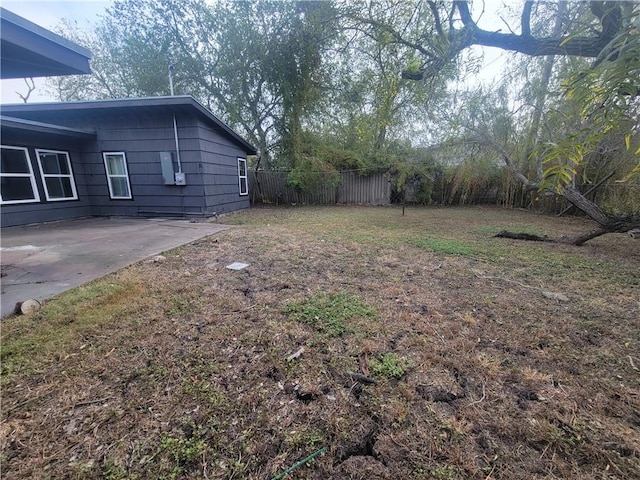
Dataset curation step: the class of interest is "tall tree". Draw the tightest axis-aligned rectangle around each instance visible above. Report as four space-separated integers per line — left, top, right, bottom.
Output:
359 1 640 242
48 0 338 171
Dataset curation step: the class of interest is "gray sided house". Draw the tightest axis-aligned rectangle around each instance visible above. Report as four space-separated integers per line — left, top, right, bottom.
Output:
1 96 257 227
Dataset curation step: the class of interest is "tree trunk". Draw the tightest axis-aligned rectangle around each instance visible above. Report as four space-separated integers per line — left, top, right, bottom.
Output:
545 185 639 244
561 185 614 227
569 227 613 246
471 139 640 245
374 125 387 151
525 1 566 182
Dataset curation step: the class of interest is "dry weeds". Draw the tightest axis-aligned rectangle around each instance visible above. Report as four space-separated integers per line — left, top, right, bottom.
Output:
1 206 639 479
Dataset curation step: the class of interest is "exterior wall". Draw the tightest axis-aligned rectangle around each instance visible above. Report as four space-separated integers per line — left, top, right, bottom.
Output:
1 131 93 227
78 112 207 217
197 120 250 214
2 105 253 226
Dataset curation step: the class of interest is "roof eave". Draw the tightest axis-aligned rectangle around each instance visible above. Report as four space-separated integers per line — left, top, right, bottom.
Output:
0 115 97 138
0 8 91 79
1 95 258 155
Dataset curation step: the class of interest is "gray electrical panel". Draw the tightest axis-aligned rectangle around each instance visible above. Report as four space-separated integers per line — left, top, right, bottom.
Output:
160 152 186 185
160 152 175 185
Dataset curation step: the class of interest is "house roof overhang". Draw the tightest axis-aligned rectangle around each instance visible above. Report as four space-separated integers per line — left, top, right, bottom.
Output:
0 8 92 79
1 96 258 155
0 115 96 139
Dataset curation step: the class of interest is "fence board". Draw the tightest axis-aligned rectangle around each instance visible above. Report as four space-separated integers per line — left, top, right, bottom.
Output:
249 171 390 205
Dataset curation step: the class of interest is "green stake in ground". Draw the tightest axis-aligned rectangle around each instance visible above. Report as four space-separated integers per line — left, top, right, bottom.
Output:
271 447 326 480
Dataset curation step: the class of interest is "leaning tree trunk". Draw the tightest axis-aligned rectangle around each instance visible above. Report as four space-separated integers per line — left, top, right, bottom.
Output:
495 185 640 245
561 185 640 245
466 137 639 246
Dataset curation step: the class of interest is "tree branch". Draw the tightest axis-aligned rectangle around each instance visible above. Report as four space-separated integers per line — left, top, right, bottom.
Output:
427 1 444 37
455 0 474 26
404 1 624 81
465 136 539 190
16 78 36 103
521 1 533 37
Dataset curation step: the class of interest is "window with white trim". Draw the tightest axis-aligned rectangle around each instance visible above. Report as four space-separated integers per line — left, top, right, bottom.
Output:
103 152 132 199
238 158 248 196
0 145 40 204
35 149 78 201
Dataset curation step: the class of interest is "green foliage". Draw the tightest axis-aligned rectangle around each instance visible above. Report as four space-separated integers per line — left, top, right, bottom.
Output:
299 131 383 174
285 292 376 337
537 137 587 193
370 353 410 379
284 428 325 449
388 157 433 199
439 155 503 206
405 55 422 75
431 465 457 480
539 6 640 198
158 434 206 478
266 1 338 167
600 182 640 216
286 158 341 193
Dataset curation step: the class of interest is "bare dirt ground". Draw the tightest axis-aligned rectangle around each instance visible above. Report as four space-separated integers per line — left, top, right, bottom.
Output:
2 206 639 479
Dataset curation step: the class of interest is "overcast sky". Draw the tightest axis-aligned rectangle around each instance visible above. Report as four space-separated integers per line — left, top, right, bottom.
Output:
1 0 112 103
2 0 110 29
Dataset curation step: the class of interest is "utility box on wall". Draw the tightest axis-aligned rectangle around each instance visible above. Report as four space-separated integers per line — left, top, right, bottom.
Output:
160 152 175 185
174 172 186 185
159 152 187 185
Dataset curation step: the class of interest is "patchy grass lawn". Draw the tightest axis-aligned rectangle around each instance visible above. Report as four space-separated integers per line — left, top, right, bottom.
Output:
2 205 639 479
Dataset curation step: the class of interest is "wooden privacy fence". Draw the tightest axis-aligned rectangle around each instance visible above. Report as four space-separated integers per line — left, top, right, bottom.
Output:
249 170 391 205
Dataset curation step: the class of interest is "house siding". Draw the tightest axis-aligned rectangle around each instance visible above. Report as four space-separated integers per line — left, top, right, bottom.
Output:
86 113 207 217
1 133 92 227
1 99 255 226
6 111 209 217
197 122 250 214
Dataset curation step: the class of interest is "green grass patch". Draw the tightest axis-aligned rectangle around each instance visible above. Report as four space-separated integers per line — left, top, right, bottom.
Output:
158 434 207 478
414 237 480 257
430 465 457 480
284 292 376 337
182 379 226 409
284 428 325 449
1 277 146 385
370 352 411 379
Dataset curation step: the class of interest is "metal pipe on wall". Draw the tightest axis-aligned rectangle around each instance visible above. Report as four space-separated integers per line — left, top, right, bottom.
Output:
172 113 182 174
168 64 183 174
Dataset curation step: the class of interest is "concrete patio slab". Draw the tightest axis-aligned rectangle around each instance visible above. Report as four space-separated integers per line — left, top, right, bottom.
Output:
1 217 228 317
